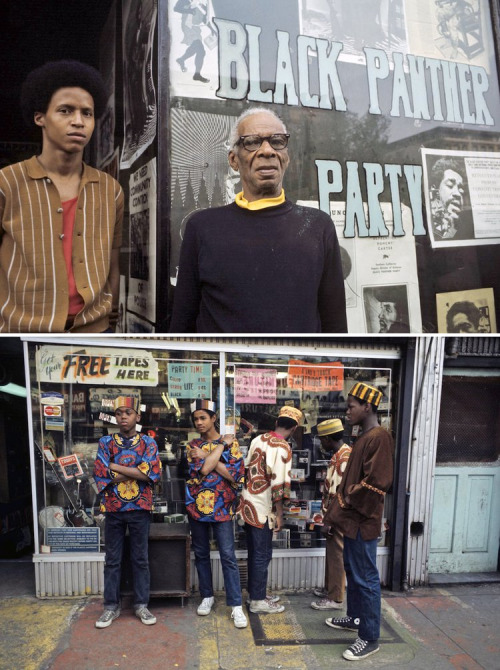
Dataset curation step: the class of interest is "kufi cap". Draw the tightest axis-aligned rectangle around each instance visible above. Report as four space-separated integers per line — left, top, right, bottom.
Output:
317 418 344 437
191 399 217 414
114 396 140 412
279 406 303 424
349 382 383 408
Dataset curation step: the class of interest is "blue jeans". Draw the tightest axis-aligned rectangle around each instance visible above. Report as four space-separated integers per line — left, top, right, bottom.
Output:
189 518 242 606
343 530 381 642
104 510 151 610
245 521 273 601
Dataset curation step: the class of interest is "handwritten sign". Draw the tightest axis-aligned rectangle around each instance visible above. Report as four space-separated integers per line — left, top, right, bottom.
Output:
168 362 212 399
36 346 158 386
235 368 277 404
287 360 344 392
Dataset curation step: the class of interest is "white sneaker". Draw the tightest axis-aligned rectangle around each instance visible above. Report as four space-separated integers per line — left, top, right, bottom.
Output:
310 598 343 610
197 596 214 616
249 599 285 614
245 594 280 605
231 605 248 628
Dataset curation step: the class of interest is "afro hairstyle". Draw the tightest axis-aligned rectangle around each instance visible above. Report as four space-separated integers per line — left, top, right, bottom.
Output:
20 60 107 127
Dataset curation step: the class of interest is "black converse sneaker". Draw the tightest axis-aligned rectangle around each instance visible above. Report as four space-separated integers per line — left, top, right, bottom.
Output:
325 615 360 631
342 637 379 661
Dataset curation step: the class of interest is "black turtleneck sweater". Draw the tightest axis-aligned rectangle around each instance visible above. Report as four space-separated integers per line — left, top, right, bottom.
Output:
169 200 347 333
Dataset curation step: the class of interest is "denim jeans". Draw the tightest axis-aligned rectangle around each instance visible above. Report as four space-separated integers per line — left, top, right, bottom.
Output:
189 517 242 606
104 510 151 610
245 521 273 601
343 530 381 642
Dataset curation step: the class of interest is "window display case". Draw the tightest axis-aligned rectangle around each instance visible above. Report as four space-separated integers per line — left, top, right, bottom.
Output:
25 337 403 597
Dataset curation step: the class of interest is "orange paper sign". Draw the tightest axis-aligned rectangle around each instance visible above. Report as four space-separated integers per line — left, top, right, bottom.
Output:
287 360 344 392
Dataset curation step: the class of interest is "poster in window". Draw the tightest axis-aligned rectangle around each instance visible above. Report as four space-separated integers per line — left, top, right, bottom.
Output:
405 0 494 71
436 287 496 333
127 158 157 325
96 1 116 168
57 454 84 481
299 200 422 333
299 0 409 65
121 0 157 169
422 149 500 249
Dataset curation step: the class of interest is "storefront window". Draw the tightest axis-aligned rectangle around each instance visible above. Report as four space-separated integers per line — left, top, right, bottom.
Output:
28 341 400 555
224 351 399 549
166 0 500 333
28 342 219 553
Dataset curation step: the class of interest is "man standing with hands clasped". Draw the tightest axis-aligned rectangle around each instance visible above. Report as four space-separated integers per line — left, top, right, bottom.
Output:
93 396 161 628
239 406 303 614
323 382 393 661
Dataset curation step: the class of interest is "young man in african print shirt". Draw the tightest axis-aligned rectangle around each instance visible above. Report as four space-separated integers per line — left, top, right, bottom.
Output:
185 399 247 629
93 395 161 628
238 405 303 614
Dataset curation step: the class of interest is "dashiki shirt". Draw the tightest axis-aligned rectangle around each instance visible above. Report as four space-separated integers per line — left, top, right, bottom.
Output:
238 432 292 529
185 438 244 522
93 433 161 512
320 444 352 517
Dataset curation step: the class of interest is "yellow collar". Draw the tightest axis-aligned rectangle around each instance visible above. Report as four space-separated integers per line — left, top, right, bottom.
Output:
235 190 285 210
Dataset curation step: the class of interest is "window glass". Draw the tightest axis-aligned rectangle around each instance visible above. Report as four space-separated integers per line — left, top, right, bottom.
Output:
168 0 500 333
29 342 399 552
437 371 500 462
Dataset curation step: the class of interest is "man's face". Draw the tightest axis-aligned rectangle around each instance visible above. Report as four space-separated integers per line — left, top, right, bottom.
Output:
115 407 139 435
34 87 95 155
346 396 365 427
438 169 464 222
378 301 397 333
451 311 477 333
228 112 290 201
193 410 216 434
319 435 335 453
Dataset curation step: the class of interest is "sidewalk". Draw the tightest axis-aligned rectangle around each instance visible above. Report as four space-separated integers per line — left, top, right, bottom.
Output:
1 561 499 670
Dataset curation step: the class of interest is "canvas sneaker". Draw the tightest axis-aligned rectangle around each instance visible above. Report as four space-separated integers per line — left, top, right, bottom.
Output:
311 598 343 610
249 599 285 614
342 637 380 661
313 587 328 598
246 594 280 605
95 608 120 629
135 606 157 625
231 605 248 628
197 596 215 616
325 615 360 631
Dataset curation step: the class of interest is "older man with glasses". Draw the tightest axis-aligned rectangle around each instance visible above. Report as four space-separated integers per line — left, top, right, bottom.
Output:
169 107 347 334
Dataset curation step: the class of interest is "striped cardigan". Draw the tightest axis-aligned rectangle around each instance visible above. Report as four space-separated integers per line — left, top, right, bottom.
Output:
0 156 123 332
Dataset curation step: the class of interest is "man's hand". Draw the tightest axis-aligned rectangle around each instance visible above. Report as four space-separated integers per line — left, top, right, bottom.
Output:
189 446 206 460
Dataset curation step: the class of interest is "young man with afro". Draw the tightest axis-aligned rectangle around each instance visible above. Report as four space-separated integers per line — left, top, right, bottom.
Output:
0 60 123 332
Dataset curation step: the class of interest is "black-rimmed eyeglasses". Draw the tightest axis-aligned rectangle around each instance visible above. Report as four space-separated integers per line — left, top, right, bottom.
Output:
236 134 290 152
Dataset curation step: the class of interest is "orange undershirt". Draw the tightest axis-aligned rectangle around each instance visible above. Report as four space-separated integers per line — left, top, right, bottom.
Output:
62 198 85 317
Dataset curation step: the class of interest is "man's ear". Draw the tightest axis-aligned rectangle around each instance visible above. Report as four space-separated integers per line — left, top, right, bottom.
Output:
228 150 239 172
34 112 45 128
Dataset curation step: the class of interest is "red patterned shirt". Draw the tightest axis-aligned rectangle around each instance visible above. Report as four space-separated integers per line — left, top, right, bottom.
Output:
93 433 161 512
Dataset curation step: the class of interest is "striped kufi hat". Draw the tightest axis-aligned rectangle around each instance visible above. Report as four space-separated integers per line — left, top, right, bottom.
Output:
348 382 383 408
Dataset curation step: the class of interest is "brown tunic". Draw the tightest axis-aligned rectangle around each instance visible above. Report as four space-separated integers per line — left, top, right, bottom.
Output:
324 426 393 541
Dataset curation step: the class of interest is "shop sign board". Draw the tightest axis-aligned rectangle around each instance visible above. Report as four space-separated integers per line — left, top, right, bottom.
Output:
167 362 212 399
234 368 277 404
36 346 158 386
287 360 344 392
